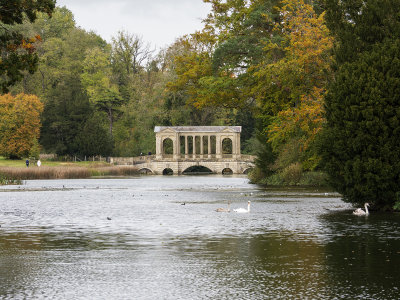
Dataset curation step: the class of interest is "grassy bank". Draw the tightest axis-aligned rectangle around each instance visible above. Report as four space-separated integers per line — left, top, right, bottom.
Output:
248 167 330 187
0 158 139 182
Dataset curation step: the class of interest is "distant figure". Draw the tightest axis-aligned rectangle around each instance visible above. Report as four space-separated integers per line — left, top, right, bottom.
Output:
148 151 152 155
25 159 29 167
37 159 41 167
140 152 143 156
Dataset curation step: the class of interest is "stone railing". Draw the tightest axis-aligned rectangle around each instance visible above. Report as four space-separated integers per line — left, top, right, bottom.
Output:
110 155 155 165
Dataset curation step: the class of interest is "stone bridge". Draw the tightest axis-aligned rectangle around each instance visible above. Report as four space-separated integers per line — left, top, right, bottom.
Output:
110 126 255 175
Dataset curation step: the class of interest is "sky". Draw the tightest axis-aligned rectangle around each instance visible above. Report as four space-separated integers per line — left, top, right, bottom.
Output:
56 0 212 49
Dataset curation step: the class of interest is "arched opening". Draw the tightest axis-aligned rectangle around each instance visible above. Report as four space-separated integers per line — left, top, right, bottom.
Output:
243 168 253 174
183 165 213 175
162 168 174 175
222 168 233 175
138 168 153 174
163 138 173 156
222 138 233 157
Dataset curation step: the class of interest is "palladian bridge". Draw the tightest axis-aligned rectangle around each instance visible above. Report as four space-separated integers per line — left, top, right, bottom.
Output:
110 126 255 175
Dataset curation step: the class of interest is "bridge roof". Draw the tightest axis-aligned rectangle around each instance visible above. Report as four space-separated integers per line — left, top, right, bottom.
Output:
154 126 242 133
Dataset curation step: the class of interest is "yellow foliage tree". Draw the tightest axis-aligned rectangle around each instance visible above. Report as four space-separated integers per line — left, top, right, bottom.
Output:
0 93 44 158
254 0 333 170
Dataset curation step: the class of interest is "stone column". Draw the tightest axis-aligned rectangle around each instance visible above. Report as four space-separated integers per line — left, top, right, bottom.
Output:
173 133 179 160
208 135 211 158
216 135 222 159
200 135 204 158
185 135 188 159
156 134 162 159
193 135 196 158
235 132 241 159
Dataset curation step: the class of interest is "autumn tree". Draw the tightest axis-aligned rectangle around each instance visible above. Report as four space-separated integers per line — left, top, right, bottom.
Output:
253 0 333 175
0 93 43 158
0 0 55 92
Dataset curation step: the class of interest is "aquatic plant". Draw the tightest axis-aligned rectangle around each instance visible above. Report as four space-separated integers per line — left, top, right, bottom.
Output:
0 165 139 180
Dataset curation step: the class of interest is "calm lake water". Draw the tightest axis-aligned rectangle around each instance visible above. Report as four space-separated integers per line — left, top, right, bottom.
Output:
0 175 400 299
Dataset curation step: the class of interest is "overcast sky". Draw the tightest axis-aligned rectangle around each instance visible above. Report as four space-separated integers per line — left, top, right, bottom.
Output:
56 0 211 49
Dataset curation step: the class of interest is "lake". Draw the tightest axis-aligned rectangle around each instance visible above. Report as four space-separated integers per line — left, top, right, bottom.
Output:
0 175 400 299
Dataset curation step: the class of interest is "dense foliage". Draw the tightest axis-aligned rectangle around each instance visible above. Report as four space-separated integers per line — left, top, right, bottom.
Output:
168 0 332 183
0 93 43 158
0 0 55 92
320 0 400 209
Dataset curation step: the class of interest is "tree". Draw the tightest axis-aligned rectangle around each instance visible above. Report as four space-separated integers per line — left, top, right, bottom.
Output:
111 30 153 76
0 93 43 158
253 0 333 172
81 47 125 136
0 0 55 92
75 113 113 157
321 0 400 209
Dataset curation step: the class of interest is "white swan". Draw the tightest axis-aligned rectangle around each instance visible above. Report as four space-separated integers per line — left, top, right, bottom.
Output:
353 203 370 216
216 201 230 212
234 201 251 213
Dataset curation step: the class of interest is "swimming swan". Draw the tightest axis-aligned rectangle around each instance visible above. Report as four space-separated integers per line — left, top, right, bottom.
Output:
353 203 370 216
234 201 251 213
216 201 231 212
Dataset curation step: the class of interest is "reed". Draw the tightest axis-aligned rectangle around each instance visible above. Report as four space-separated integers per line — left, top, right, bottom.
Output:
0 166 90 180
0 165 139 181
90 166 139 177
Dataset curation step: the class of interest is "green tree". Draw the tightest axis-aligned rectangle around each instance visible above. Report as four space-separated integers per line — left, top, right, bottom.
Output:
11 8 110 156
0 0 55 92
75 113 113 157
321 0 400 209
81 47 125 137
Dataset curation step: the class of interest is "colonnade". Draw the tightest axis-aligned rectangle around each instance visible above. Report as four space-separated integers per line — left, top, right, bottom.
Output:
154 126 241 160
180 134 219 159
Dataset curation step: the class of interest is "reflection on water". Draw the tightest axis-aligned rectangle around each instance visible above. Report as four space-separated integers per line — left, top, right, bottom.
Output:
0 176 400 299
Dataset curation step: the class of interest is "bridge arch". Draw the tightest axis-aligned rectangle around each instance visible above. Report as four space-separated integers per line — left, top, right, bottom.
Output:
162 168 174 175
182 165 213 174
138 167 154 174
222 168 233 175
242 167 253 174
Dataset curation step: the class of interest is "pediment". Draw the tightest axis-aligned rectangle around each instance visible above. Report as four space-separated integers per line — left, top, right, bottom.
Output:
221 127 237 133
158 128 176 134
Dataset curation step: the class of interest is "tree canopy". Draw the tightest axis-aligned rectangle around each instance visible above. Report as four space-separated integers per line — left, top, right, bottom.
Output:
0 0 55 92
0 93 43 158
320 0 400 209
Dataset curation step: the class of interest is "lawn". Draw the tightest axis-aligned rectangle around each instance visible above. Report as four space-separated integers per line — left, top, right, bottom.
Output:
0 157 110 168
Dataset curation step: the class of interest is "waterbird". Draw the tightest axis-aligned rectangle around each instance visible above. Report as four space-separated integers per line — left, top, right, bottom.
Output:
107 217 112 220
181 202 185 205
234 201 251 213
215 201 230 212
353 203 370 216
